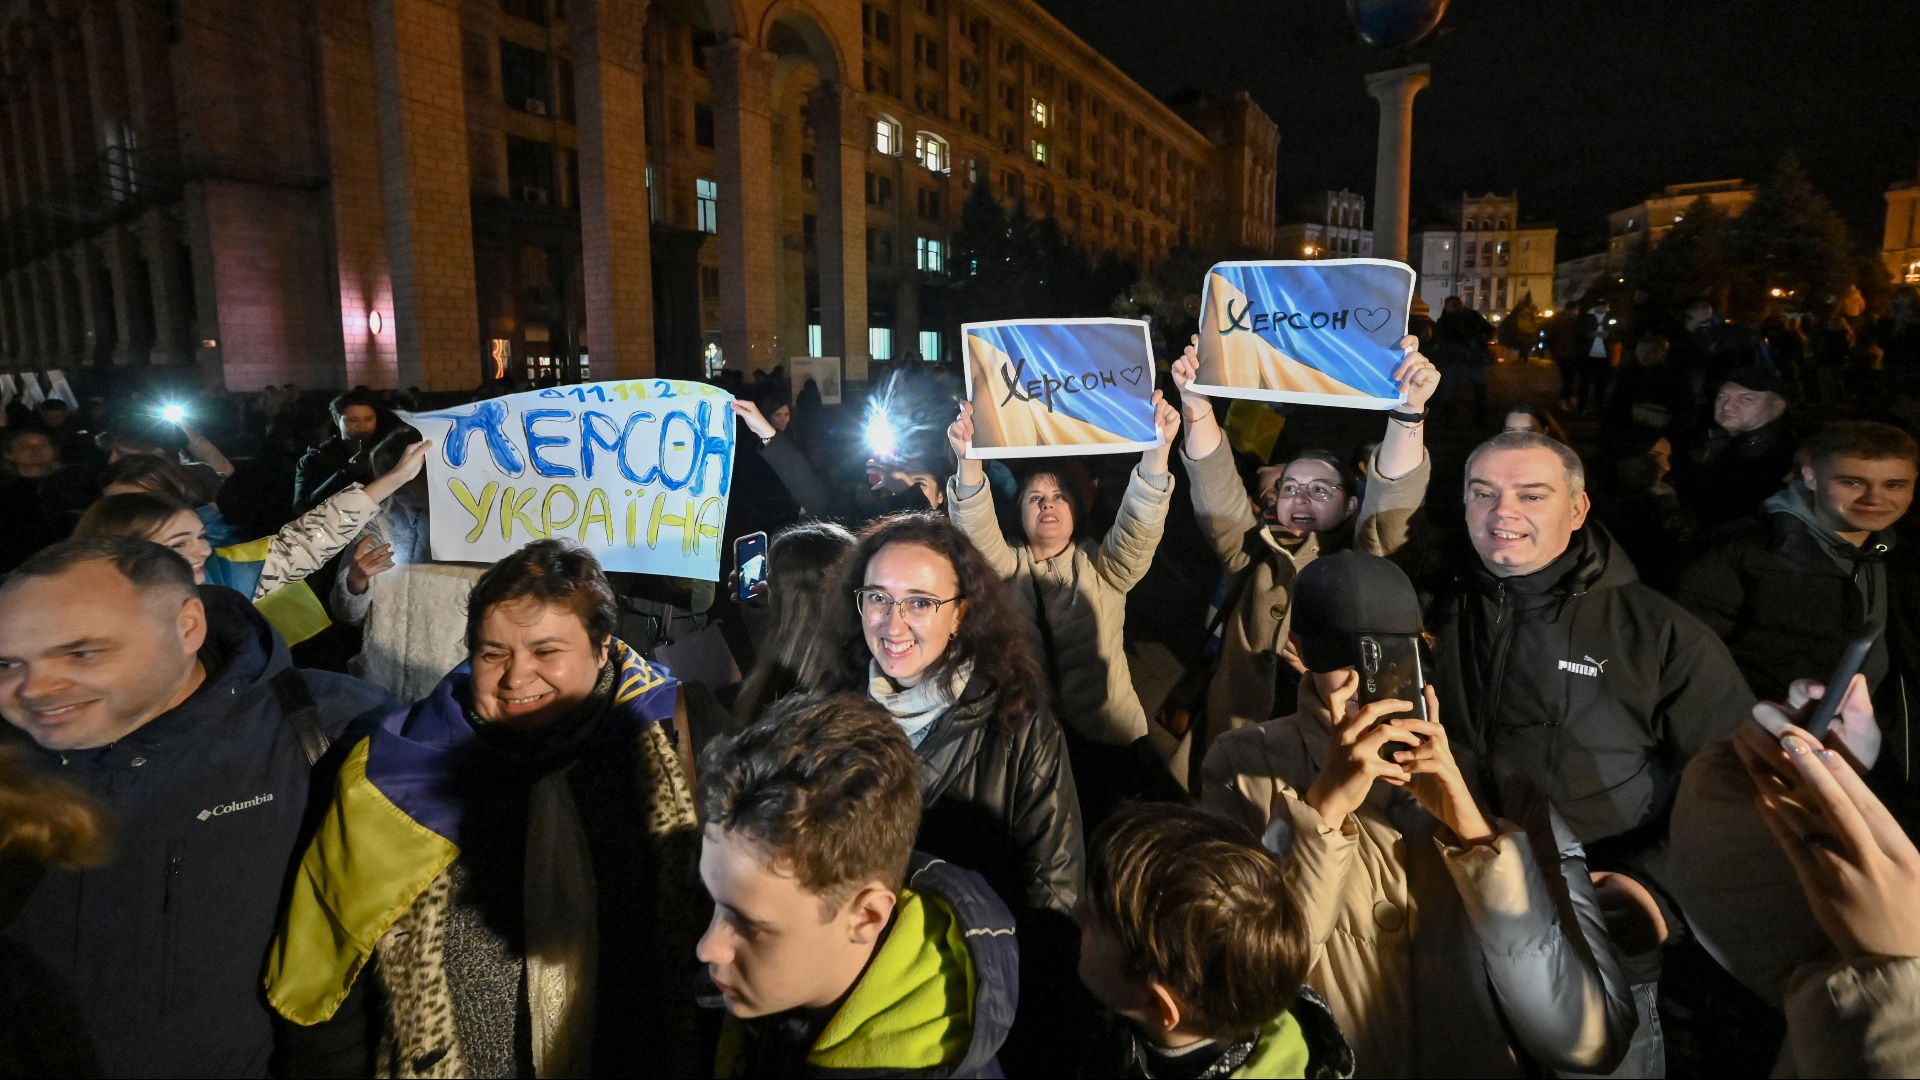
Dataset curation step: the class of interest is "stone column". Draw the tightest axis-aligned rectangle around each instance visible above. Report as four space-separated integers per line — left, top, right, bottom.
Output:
1364 63 1429 265
101 226 146 365
371 0 482 390
70 242 111 366
573 0 656 379
142 210 191 365
708 38 778 374
808 83 869 378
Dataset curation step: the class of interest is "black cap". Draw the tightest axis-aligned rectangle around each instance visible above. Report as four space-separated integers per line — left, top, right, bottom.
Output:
1721 365 1788 399
1291 551 1424 674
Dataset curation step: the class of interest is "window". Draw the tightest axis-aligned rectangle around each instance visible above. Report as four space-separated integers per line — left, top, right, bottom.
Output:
1030 98 1048 127
912 86 940 114
506 135 555 203
1480 218 1491 229
914 34 940 70
867 227 893 265
916 236 944 272
958 60 979 91
808 324 823 357
693 102 714 148
646 165 660 222
916 189 942 220
500 40 551 114
700 266 720 299
1000 83 1017 110
1030 140 1047 165
919 330 941 360
1497 218 1509 230
864 172 893 208
1908 260 1920 284
873 9 891 43
869 327 894 360
502 0 548 25
874 115 901 156
696 178 718 233
802 213 816 251
1482 241 1494 256
1002 169 1021 200
800 152 815 190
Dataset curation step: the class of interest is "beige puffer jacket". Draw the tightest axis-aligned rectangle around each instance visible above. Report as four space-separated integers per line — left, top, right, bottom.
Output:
947 464 1172 747
1200 680 1634 1078
1182 440 1430 750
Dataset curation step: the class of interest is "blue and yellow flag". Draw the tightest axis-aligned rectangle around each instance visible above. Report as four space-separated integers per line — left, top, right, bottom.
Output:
266 641 676 1025
1194 259 1414 409
962 318 1159 460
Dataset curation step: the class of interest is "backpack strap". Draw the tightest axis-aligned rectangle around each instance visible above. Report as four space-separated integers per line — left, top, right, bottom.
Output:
271 667 331 767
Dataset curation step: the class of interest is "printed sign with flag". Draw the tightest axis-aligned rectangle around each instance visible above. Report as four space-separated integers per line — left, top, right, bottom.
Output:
400 379 736 579
1193 259 1414 409
962 318 1158 459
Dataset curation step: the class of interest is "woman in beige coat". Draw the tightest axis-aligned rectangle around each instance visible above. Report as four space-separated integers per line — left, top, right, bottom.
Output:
1200 551 1636 1078
945 392 1181 767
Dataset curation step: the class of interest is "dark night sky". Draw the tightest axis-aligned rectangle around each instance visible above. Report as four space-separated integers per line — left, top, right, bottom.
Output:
1034 0 1920 255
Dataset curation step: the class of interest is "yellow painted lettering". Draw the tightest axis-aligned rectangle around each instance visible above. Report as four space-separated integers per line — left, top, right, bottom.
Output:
542 486 580 535
579 488 613 544
500 486 544 540
450 479 498 543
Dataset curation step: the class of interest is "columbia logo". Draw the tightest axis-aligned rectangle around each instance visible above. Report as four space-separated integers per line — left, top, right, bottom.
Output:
198 793 274 821
1557 656 1609 678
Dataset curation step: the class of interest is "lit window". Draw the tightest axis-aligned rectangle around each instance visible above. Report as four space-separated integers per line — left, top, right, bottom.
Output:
807 324 823 357
915 131 949 173
695 178 718 233
1908 260 1920 284
919 330 941 361
1031 140 1048 165
1030 98 1049 127
646 165 660 223
874 116 901 156
869 327 894 360
916 236 944 272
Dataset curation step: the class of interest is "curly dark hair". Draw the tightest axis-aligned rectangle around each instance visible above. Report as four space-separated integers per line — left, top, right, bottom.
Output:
465 539 619 655
804 511 1043 731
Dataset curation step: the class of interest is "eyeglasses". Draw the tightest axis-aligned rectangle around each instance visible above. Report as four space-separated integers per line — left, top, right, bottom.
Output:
1272 481 1345 503
854 589 963 623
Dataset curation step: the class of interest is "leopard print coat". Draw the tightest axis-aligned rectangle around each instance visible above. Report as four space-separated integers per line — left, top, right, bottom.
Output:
368 722 701 1079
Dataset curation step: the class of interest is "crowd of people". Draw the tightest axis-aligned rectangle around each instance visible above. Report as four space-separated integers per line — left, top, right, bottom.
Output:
3 286 1920 1079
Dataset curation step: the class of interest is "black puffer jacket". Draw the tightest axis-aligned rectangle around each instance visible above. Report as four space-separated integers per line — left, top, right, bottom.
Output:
913 675 1083 918
1676 495 1893 704
0 587 396 1078
1426 525 1753 914
1676 417 1797 531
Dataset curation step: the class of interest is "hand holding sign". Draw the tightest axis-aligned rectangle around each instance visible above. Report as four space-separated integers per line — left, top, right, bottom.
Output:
961 318 1158 459
1193 259 1417 410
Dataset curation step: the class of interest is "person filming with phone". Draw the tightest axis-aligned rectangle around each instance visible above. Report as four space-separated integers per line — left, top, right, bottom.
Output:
1200 550 1634 1077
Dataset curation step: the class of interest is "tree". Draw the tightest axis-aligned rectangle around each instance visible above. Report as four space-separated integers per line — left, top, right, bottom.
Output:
1721 154 1859 320
945 183 1137 326
1112 240 1260 353
1624 194 1734 322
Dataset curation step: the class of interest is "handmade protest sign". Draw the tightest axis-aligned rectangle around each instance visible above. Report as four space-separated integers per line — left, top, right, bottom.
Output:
400 380 736 579
961 318 1158 459
1192 259 1415 409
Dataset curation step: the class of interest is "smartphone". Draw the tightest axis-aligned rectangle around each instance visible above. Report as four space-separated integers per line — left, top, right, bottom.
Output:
1804 617 1884 740
734 531 769 603
1354 632 1428 761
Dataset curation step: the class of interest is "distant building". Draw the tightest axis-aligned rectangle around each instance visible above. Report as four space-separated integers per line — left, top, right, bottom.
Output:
1885 167 1920 285
1273 189 1371 261
1555 252 1612 309
1410 193 1556 316
1606 179 1755 272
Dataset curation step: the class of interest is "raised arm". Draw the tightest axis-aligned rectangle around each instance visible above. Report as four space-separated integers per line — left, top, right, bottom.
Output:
1171 338 1259 571
733 401 835 517
253 442 430 599
1091 392 1178 592
1375 336 1440 482
943 402 1019 577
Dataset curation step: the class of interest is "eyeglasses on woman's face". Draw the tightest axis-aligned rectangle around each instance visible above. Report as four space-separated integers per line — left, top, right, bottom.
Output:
854 588 962 624
1272 480 1345 504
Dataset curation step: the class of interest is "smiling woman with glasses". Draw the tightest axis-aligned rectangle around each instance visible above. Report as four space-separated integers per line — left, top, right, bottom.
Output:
805 510 1086 1073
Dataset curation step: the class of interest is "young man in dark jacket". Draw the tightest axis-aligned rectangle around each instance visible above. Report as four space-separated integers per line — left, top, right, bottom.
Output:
291 389 384 513
1425 431 1753 982
0 536 396 1077
697 694 1018 1079
1677 421 1920 829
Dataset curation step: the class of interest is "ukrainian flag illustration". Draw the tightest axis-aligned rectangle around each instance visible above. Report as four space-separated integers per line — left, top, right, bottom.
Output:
1195 259 1414 409
963 318 1160 459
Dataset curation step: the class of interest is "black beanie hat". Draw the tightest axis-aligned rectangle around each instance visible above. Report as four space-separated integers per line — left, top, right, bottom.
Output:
1721 365 1788 399
1291 550 1424 674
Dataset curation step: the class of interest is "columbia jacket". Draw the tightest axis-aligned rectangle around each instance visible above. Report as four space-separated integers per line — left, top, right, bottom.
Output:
0 587 396 1078
1200 680 1634 1077
714 853 1019 1079
1182 441 1430 746
947 464 1172 749
1677 486 1893 703
1426 524 1753 918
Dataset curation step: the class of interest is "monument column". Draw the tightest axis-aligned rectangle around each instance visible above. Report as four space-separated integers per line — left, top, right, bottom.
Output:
1364 63 1429 264
708 38 778 374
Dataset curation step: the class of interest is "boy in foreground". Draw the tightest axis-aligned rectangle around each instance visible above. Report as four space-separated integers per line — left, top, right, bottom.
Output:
1075 802 1353 1079
696 694 1019 1079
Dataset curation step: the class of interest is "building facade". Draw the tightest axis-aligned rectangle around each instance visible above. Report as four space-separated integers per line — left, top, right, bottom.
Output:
1273 188 1370 261
0 0 1281 391
1410 193 1556 316
1605 178 1754 272
1885 167 1920 286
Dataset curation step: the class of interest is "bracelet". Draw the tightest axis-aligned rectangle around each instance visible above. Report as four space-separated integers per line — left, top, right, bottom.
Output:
1388 409 1426 425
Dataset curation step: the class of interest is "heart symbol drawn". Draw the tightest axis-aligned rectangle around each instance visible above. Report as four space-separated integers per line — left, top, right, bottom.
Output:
1352 307 1391 333
1119 366 1145 386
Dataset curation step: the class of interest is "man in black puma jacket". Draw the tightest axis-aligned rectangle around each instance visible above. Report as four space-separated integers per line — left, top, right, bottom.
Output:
1423 432 1753 975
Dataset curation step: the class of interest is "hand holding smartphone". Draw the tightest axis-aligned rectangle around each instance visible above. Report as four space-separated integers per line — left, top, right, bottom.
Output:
1353 632 1428 761
1804 617 1883 740
734 531 769 602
